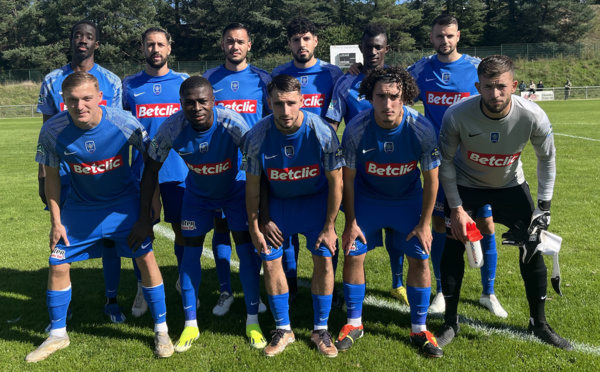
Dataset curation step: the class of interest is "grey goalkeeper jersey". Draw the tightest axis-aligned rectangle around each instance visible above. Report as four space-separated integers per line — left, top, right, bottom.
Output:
439 94 556 208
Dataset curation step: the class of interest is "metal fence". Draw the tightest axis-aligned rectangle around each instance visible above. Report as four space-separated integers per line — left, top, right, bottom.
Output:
1 42 598 84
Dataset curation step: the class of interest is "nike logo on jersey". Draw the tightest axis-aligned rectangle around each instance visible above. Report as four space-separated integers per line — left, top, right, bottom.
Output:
356 96 366 101
140 241 151 250
213 89 224 93
64 150 77 155
469 133 483 137
134 92 145 97
265 154 278 159
425 78 436 82
362 148 376 154
178 151 193 156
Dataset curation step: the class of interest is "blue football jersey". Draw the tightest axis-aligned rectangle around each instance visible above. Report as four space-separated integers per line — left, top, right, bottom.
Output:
122 69 189 184
203 64 272 127
407 54 480 132
37 63 122 115
272 60 343 118
326 72 372 125
242 110 344 199
148 106 249 200
342 107 440 202
35 107 148 209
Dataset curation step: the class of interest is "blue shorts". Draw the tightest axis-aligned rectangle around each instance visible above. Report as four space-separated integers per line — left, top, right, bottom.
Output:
49 197 152 265
159 181 185 223
434 184 493 219
261 190 333 261
181 183 248 237
349 195 427 260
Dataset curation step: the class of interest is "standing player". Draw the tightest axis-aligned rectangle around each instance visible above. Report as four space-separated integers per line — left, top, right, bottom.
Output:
327 24 409 305
28 72 173 363
336 67 442 358
122 27 189 317
203 22 271 316
407 14 506 316
243 75 344 357
36 19 125 326
435 55 572 350
271 17 343 305
129 76 268 351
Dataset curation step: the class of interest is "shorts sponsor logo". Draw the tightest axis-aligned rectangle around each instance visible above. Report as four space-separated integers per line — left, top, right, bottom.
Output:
38 94 45 104
349 241 358 252
51 248 65 260
365 160 417 177
71 154 123 174
153 84 162 95
37 144 44 155
181 220 196 231
468 151 521 167
186 158 232 175
60 100 107 111
302 94 325 108
445 217 451 228
268 164 320 181
215 100 257 114
426 91 470 106
136 103 180 118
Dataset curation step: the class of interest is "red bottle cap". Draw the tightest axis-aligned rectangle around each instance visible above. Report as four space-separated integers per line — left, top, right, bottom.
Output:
466 222 483 242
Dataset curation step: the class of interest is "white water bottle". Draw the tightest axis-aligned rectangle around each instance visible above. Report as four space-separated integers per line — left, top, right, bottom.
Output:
465 222 484 268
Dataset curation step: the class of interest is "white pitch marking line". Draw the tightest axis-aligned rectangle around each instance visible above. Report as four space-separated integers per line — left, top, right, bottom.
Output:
555 133 600 142
154 224 600 355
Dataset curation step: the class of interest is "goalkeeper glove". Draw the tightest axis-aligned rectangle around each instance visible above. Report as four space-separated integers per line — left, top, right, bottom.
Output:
528 200 551 235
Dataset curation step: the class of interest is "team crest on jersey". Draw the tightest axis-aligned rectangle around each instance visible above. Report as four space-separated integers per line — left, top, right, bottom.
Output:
300 76 309 86
442 72 451 83
490 132 500 143
153 84 162 95
199 142 209 153
85 141 96 153
231 81 239 92
384 142 394 153
284 146 294 158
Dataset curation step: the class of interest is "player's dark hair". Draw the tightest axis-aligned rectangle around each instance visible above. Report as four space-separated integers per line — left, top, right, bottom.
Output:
267 75 301 96
478 55 515 79
62 71 99 94
286 17 317 39
179 75 213 96
432 14 458 29
359 67 420 105
222 22 251 41
142 27 172 45
362 23 387 43
71 20 100 42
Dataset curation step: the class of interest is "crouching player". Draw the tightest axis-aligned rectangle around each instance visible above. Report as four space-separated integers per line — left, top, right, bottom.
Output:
129 76 267 351
243 74 344 357
337 67 442 358
28 72 172 363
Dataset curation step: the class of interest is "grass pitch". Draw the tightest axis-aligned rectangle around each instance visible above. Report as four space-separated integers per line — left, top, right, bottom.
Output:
0 100 599 370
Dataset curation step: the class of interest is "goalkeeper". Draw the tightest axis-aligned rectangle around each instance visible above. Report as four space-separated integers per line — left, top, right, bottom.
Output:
435 55 572 351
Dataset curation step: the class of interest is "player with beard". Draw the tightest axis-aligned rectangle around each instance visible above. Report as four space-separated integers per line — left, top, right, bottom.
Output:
270 17 343 307
407 14 506 317
203 23 271 317
36 19 125 328
122 27 189 318
435 55 572 351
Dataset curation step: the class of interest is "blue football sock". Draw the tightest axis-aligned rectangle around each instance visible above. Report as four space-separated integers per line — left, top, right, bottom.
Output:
312 293 333 328
431 230 447 293
282 235 298 278
180 246 203 321
268 293 290 327
47 285 72 330
174 243 184 271
212 231 232 294
236 242 261 315
385 230 404 288
102 246 120 299
142 282 167 325
407 286 430 326
132 257 142 283
480 233 497 295
343 282 366 320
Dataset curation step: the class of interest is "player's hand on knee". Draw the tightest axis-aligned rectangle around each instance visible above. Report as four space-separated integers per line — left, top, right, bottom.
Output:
259 220 284 248
342 222 366 255
49 224 69 250
250 230 269 255
528 200 551 235
450 207 473 244
316 226 338 255
128 220 153 252
407 222 432 254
